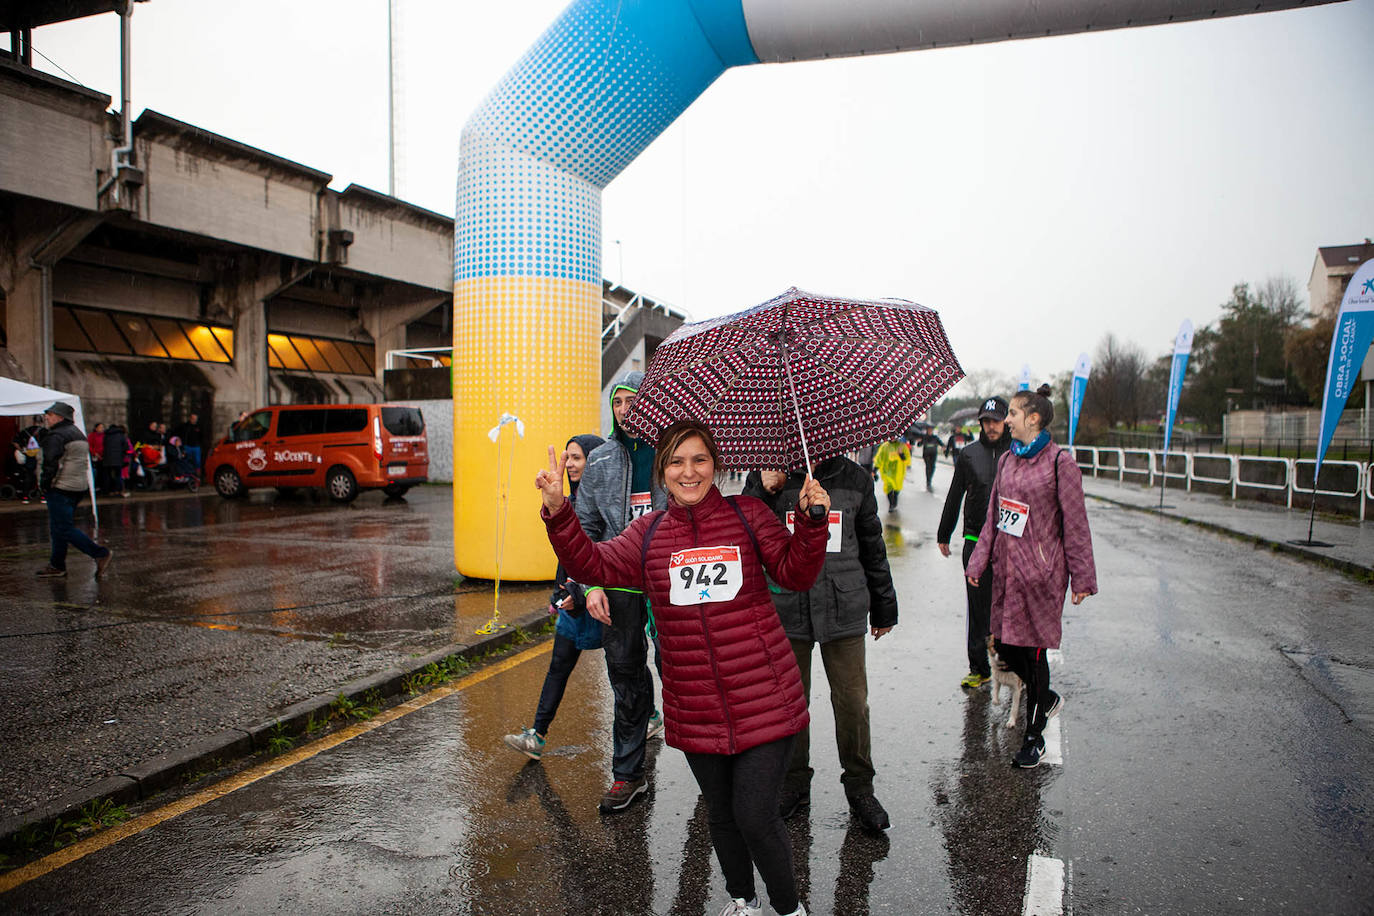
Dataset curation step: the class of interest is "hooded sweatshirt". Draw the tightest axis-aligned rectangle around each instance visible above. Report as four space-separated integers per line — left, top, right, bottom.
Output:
575 370 667 544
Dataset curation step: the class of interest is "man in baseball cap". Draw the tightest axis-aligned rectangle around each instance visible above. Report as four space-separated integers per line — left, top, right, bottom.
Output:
936 394 1010 688
37 402 113 579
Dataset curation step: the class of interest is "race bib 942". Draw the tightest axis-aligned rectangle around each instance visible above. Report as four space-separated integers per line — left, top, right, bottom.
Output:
996 497 1030 538
668 545 743 605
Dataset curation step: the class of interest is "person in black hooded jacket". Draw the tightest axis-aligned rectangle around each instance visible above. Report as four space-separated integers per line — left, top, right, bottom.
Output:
743 454 898 834
937 396 1011 688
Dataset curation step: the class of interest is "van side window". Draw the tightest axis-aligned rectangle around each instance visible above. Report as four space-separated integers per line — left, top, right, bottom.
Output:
324 409 368 434
277 410 326 437
381 407 424 437
232 410 272 442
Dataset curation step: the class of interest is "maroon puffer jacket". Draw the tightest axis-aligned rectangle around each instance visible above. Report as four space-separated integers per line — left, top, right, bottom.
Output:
543 485 829 755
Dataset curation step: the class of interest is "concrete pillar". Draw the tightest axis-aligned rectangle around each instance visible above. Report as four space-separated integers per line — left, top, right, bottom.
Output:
206 254 287 409
2 268 45 385
361 293 447 381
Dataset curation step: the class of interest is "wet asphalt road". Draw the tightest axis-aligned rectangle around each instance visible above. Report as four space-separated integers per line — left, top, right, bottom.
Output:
2 472 1372 914
0 486 547 821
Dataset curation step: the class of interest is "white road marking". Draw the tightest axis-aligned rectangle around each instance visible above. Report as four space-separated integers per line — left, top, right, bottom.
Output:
1023 853 1066 916
1041 714 1063 765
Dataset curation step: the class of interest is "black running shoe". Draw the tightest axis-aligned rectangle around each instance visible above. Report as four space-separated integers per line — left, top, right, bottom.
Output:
1011 737 1045 769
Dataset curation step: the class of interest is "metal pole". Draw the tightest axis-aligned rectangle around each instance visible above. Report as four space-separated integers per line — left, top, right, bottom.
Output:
779 341 812 472
387 0 395 197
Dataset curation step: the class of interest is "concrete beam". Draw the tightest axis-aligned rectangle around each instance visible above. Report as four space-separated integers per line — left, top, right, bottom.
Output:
0 198 104 384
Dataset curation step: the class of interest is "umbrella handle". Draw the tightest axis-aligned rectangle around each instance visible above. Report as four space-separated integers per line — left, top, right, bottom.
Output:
808 504 826 521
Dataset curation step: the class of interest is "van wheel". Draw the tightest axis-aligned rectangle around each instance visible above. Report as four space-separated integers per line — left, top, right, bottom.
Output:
326 466 358 503
382 483 412 498
214 466 243 499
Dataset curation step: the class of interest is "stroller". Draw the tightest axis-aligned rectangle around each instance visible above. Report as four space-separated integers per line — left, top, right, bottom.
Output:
133 442 167 490
7 426 44 503
164 437 200 492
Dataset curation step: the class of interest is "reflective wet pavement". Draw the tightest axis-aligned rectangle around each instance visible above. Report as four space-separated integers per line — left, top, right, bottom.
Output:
2 471 1372 913
0 486 548 821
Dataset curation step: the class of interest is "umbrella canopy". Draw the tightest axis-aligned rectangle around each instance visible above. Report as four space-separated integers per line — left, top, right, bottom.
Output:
623 287 964 470
945 405 981 424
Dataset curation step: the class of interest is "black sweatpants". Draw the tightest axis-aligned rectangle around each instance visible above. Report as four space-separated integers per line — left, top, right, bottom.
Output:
685 735 799 914
602 589 653 781
993 642 1052 741
961 539 992 677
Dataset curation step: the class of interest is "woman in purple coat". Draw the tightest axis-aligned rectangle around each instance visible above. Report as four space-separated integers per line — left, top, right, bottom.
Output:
966 384 1097 769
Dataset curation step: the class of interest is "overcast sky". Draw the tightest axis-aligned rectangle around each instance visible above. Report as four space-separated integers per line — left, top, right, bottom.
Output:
26 0 1374 393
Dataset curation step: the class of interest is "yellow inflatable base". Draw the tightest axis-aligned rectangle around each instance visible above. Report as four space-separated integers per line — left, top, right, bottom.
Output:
452 274 601 581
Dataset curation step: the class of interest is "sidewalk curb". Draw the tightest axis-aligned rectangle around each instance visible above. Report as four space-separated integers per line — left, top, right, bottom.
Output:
0 606 552 854
1085 493 1374 582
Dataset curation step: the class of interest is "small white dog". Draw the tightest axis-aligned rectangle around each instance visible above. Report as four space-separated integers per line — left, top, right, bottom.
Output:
986 635 1024 728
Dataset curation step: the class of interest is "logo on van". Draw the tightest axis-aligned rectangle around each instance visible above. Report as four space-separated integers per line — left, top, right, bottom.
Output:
247 447 267 471
273 449 316 463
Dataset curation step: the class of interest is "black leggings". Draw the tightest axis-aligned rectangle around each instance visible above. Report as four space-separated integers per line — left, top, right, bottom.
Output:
532 632 581 737
994 642 1052 740
685 735 798 914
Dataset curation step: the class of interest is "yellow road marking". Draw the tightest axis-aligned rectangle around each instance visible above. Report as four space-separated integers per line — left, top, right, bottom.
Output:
0 639 553 894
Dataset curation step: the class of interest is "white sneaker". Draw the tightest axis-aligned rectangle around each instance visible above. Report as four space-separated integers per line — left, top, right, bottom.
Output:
647 709 665 740
777 904 807 916
716 898 761 916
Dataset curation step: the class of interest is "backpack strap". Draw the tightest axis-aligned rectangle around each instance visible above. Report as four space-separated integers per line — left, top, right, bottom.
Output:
726 495 763 559
639 510 669 573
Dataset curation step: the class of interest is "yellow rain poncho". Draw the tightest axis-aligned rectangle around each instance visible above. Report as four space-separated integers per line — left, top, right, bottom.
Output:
874 440 910 494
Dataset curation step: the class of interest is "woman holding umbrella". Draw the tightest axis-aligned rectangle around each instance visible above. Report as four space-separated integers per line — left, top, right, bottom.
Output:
965 384 1097 769
538 419 830 916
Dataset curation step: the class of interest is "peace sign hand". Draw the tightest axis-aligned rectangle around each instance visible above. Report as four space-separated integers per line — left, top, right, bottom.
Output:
535 445 568 513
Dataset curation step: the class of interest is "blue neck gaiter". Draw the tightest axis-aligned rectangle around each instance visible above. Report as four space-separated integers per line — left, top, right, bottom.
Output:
1010 430 1051 459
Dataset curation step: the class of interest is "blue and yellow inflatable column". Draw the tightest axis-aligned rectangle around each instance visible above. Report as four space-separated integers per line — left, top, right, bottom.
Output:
454 0 1326 579
452 0 757 579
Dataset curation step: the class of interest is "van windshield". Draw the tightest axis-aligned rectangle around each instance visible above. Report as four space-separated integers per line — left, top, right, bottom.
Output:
231 411 271 442
381 407 424 437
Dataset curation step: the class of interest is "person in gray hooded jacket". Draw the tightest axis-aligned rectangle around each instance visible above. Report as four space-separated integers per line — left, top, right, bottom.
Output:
743 454 898 833
575 370 668 813
36 402 112 579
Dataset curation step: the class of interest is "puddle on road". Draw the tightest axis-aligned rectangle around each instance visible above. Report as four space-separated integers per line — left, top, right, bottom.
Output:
1281 647 1374 736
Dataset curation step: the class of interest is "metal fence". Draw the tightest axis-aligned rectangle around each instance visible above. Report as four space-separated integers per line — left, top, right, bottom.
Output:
1100 430 1374 463
1070 446 1369 522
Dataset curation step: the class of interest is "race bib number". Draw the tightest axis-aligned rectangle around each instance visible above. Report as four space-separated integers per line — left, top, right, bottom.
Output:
786 510 843 553
629 491 652 519
996 497 1030 538
668 546 743 605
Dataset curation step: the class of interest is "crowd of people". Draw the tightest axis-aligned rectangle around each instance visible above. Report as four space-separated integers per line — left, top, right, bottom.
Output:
504 380 1096 916
13 379 1097 914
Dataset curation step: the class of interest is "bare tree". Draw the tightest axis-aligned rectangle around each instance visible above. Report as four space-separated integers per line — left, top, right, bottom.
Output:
1256 275 1304 327
956 368 1016 402
1087 333 1149 430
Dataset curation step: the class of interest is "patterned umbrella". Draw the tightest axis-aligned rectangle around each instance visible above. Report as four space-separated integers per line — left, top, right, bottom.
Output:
622 287 964 470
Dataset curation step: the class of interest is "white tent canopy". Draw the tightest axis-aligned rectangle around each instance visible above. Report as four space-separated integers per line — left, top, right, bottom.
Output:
1 376 99 531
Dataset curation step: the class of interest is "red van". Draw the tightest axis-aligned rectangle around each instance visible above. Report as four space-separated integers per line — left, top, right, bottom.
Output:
209 404 428 502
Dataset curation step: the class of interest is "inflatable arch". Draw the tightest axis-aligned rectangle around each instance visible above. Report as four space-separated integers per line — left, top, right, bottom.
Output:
452 0 1332 580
